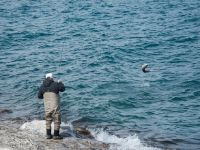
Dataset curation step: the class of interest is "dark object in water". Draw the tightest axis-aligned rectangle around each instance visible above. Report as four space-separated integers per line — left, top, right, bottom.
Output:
0 109 13 114
142 64 150 73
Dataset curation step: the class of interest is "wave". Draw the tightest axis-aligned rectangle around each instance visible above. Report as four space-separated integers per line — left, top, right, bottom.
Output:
20 120 161 150
20 120 72 136
90 128 161 150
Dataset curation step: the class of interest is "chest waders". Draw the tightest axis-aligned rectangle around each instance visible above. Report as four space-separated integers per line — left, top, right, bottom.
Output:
43 92 61 131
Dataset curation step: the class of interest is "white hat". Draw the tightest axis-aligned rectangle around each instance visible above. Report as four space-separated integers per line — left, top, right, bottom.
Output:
46 73 53 79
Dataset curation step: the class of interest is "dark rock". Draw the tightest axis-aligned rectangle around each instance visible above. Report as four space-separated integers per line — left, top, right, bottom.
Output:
75 127 94 139
0 109 13 114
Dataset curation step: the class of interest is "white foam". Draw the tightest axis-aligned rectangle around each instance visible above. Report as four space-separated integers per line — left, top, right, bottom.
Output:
90 129 161 150
20 120 161 150
20 120 71 135
20 120 46 135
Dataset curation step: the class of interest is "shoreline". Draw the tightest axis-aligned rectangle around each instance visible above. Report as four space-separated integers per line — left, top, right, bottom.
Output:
0 109 163 150
0 119 109 150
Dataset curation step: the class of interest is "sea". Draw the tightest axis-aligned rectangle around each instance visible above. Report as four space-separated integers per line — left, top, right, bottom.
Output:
0 0 200 149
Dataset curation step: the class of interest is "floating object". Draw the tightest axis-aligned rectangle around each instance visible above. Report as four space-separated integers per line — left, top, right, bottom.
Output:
142 64 150 73
0 108 13 114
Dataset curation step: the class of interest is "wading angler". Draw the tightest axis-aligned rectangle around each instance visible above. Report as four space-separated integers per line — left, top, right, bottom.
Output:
38 73 65 140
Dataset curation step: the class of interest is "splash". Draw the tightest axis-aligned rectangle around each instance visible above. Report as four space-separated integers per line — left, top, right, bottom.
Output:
20 120 71 135
20 120 161 150
90 129 161 150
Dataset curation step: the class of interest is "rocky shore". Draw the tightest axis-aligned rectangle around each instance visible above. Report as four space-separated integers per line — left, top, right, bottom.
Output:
0 109 161 150
0 109 110 150
0 122 109 150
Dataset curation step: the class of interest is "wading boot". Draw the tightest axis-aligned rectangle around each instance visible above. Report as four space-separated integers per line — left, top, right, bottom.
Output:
46 129 52 139
53 130 63 140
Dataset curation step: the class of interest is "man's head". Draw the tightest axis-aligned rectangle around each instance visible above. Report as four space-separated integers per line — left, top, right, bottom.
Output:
46 73 53 79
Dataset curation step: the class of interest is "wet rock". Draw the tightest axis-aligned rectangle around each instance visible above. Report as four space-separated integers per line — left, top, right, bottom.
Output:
0 109 13 114
0 123 110 150
10 117 27 125
75 127 94 139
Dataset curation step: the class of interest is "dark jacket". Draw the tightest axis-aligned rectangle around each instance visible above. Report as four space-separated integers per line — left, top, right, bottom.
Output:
38 78 65 99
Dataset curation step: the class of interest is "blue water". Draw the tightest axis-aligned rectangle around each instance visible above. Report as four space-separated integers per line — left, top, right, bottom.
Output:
0 0 200 149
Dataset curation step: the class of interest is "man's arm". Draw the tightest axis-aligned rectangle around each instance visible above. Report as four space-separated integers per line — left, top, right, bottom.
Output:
58 82 65 92
38 86 44 99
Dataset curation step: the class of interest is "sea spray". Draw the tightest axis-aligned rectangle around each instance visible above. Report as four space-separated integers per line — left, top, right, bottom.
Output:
89 128 161 150
20 120 72 135
1 0 200 149
20 120 160 150
0 121 109 149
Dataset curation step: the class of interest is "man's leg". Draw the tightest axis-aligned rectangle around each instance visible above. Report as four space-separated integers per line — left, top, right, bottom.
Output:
44 92 57 139
53 107 62 140
45 112 53 139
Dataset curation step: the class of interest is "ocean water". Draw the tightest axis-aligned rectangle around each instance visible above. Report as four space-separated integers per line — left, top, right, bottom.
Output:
0 0 200 149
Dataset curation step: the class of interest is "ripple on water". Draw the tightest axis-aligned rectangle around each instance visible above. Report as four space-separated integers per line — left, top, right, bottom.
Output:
1 0 200 149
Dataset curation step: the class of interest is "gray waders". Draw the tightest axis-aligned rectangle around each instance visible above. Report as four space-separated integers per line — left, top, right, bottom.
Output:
43 92 61 131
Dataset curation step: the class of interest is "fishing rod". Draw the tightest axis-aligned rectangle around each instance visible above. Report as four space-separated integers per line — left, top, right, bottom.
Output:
57 44 64 83
58 49 62 82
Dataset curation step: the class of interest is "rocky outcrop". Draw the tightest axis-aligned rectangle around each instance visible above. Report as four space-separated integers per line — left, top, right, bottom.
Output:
75 127 94 139
0 123 109 150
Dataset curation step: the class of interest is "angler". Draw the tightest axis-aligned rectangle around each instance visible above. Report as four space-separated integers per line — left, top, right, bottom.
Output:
38 73 65 140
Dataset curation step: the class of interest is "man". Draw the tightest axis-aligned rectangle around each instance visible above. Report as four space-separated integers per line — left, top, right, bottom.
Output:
38 73 65 140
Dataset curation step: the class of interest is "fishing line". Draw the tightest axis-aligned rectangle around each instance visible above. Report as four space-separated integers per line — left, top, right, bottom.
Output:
59 47 63 77
57 42 65 82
